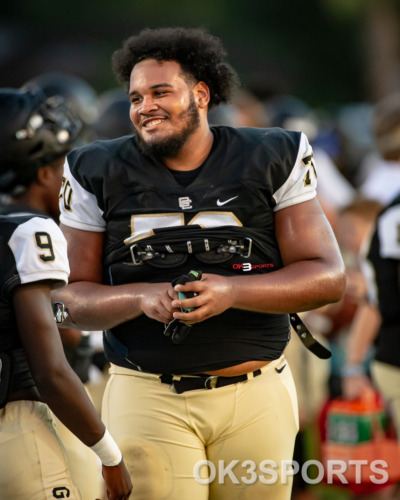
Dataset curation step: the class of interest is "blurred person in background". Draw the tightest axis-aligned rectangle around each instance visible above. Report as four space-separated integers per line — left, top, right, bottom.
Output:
339 192 400 500
301 198 388 500
208 89 270 129
0 87 132 500
342 191 400 428
93 88 133 140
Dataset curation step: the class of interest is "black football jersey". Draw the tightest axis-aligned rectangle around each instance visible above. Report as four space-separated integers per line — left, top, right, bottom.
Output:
364 193 400 367
60 125 318 373
0 209 69 389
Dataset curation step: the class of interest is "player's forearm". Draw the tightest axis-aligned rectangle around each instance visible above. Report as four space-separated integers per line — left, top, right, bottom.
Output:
34 364 106 446
230 258 346 314
345 302 381 366
52 281 148 330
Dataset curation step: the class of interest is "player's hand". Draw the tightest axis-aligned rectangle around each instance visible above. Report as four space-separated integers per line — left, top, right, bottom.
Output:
139 282 179 323
102 459 132 500
342 374 374 401
171 273 235 324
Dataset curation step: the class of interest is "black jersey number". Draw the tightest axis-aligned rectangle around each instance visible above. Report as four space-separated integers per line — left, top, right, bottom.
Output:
302 153 317 187
35 232 55 262
60 176 73 212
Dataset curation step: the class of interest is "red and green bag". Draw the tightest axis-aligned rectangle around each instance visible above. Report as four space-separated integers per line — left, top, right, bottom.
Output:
320 394 400 493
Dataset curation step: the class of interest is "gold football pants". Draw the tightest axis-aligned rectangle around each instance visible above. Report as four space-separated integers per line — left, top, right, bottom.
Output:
0 400 81 499
102 354 299 500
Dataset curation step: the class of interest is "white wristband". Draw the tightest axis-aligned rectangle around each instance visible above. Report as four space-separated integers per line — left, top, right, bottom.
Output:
90 429 122 466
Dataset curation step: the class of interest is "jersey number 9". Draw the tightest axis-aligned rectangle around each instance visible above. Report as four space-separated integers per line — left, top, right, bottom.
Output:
35 231 55 262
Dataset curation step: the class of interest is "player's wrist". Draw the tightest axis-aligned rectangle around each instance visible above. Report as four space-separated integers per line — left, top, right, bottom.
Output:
341 363 365 377
90 429 122 466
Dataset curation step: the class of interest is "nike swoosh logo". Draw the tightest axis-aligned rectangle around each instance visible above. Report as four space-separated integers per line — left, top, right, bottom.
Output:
275 364 286 374
217 196 238 206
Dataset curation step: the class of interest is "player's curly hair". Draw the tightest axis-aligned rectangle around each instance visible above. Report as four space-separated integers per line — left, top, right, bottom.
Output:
112 27 240 109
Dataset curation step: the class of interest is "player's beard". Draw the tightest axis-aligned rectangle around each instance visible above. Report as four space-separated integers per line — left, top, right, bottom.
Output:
134 95 200 160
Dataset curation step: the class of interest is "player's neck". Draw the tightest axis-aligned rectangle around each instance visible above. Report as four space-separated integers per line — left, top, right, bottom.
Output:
11 187 48 217
163 124 214 172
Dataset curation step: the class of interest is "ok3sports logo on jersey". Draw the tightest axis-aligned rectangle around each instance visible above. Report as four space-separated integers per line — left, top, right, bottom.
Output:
233 262 275 272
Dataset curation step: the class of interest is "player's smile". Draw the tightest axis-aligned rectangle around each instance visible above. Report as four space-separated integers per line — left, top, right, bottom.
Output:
141 116 167 131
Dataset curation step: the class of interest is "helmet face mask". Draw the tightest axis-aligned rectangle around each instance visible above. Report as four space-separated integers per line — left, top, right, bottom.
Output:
0 87 82 194
23 72 100 144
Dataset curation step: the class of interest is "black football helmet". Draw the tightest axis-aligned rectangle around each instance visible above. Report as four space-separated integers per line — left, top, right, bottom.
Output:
0 87 82 194
23 72 99 145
